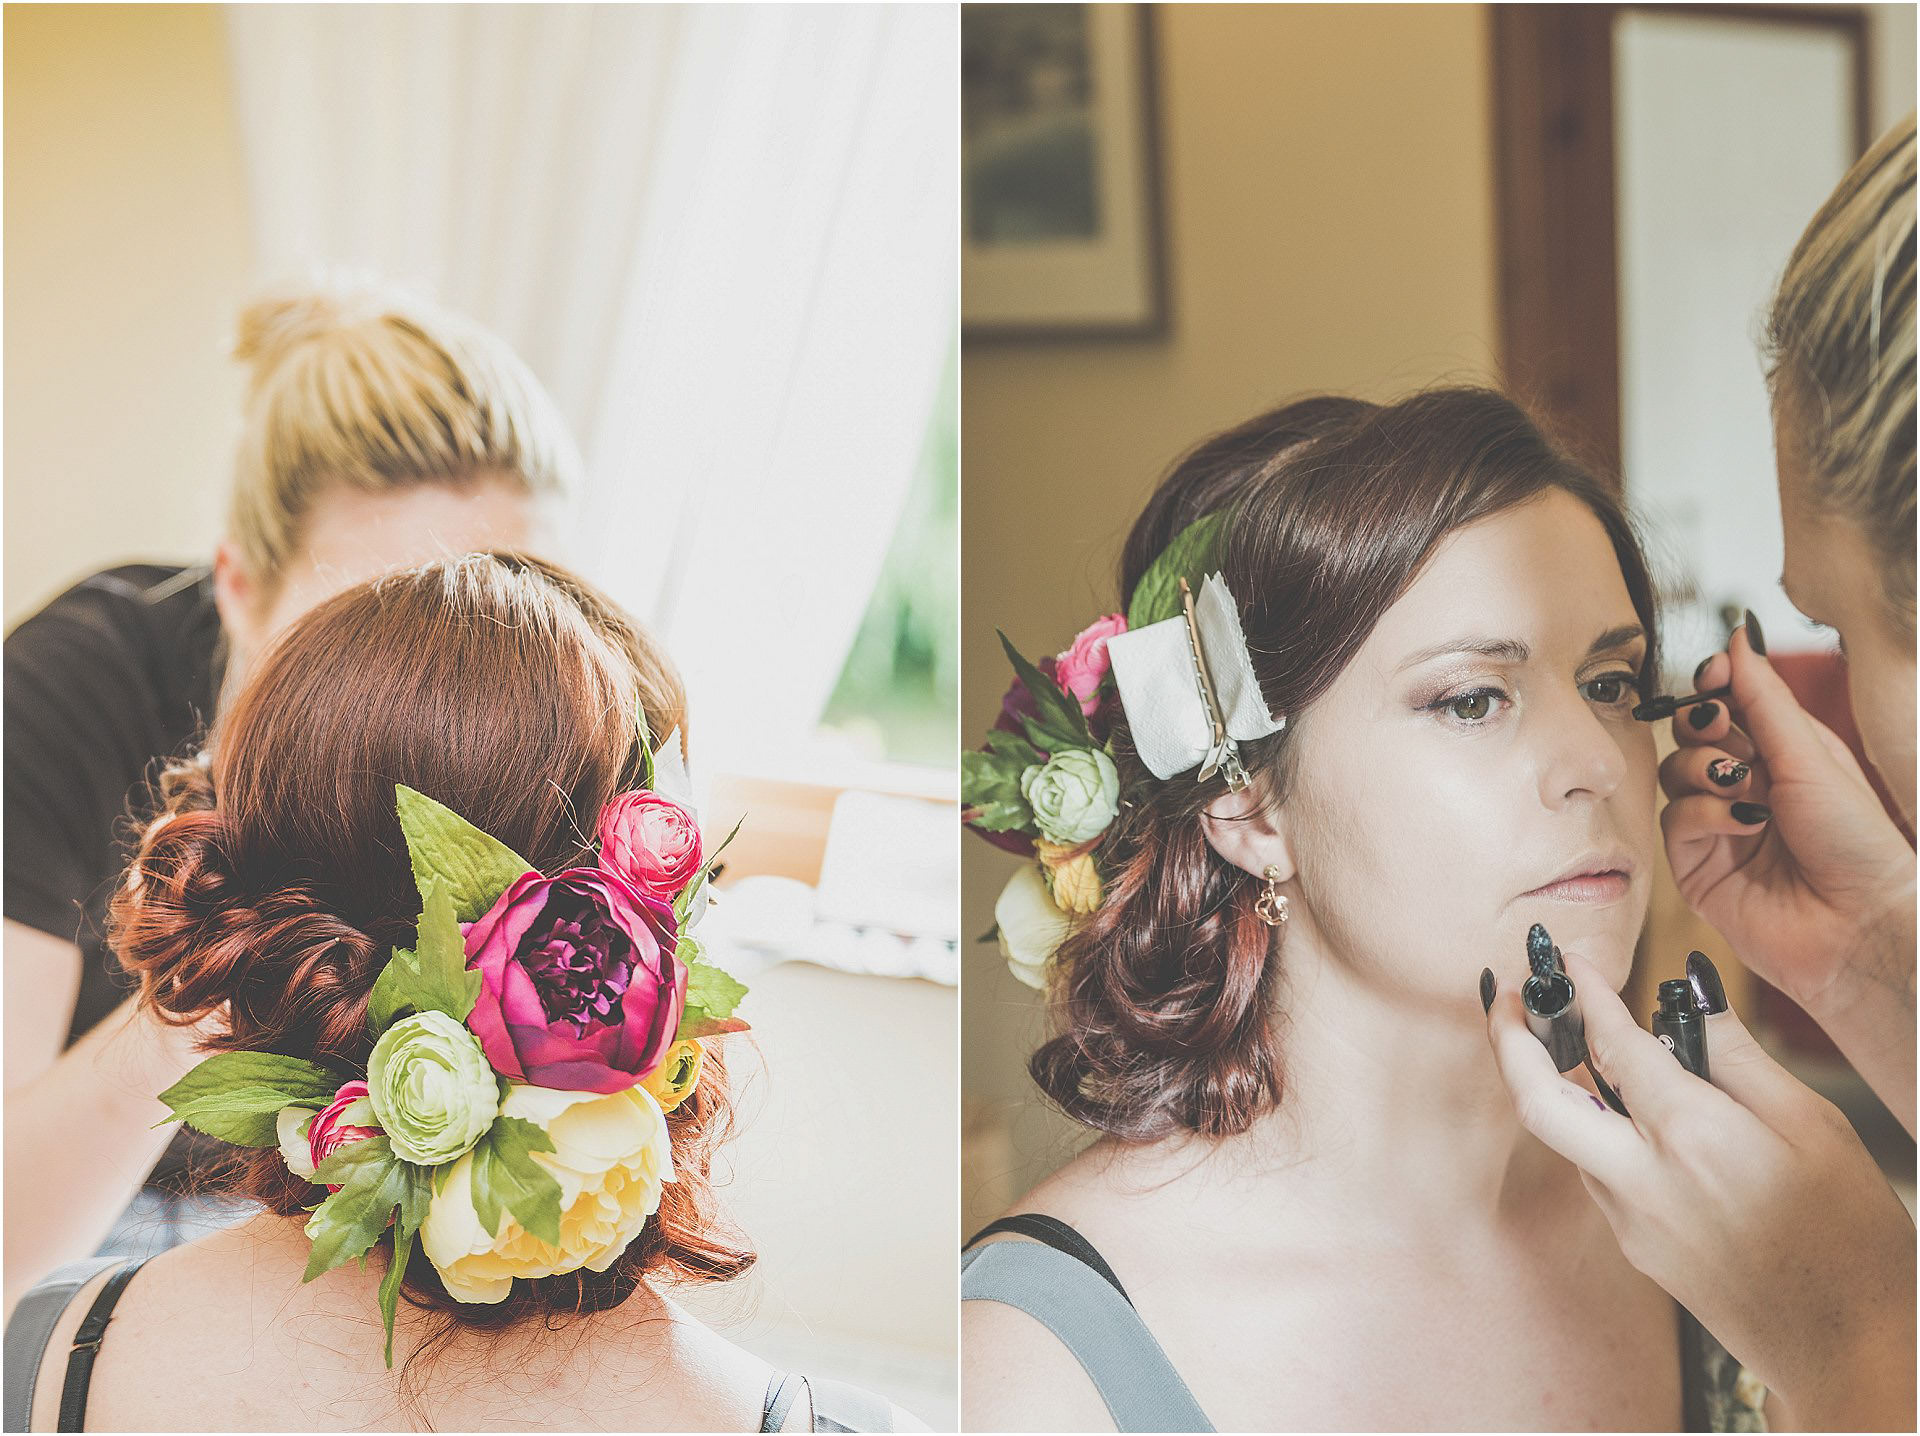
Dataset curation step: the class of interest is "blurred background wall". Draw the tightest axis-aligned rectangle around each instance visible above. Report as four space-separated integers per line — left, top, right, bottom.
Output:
7 4 956 1423
961 1 1916 1235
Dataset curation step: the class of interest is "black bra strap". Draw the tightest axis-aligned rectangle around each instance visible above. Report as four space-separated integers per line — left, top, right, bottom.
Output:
58 1258 147 1432
964 1213 1133 1307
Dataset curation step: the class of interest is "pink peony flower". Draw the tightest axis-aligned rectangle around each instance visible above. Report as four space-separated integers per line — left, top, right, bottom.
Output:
463 868 686 1094
1054 614 1127 716
310 1079 381 1193
596 790 705 899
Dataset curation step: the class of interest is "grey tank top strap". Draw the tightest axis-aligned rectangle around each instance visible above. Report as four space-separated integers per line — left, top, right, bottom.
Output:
4 1257 128 1433
961 1239 1214 1433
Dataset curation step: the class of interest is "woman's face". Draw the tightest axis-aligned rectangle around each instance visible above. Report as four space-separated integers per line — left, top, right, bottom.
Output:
1774 409 1916 824
1278 490 1658 1001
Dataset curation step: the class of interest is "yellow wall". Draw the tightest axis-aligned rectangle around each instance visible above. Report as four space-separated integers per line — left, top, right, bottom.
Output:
4 4 252 627
961 3 1502 1223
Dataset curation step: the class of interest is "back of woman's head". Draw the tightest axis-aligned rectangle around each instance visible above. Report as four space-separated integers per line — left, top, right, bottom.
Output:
1766 113 1916 633
112 552 751 1321
1035 387 1658 1141
230 278 581 597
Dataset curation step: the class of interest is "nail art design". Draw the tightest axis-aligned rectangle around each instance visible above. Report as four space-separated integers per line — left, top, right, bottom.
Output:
1744 608 1767 656
1688 701 1720 730
1707 757 1749 787
1686 949 1728 1015
1480 967 1496 1014
1730 800 1772 826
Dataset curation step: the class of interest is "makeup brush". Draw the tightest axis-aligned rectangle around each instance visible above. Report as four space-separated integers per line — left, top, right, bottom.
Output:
1631 684 1732 722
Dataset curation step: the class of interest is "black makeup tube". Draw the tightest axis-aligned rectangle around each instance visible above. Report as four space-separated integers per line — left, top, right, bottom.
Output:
1520 923 1586 1072
1652 974 1711 1082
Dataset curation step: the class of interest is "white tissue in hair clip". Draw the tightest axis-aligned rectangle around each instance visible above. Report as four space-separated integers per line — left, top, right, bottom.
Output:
1106 572 1286 780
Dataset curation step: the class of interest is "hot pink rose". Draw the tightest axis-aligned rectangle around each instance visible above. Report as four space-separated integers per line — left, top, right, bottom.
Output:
310 1079 381 1193
596 790 705 899
462 868 686 1093
1054 614 1127 715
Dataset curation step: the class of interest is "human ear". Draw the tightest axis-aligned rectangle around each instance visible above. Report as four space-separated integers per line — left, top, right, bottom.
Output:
211 539 262 656
1200 775 1297 883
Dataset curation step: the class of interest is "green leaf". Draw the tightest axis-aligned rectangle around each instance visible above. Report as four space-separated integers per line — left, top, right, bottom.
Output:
983 730 1044 766
1127 510 1229 630
960 750 1031 833
998 631 1093 752
373 1160 434 1369
304 1137 414 1283
394 784 535 924
156 1052 342 1146
676 955 749 1040
634 694 656 793
672 814 746 925
368 877 482 1034
471 1116 563 1246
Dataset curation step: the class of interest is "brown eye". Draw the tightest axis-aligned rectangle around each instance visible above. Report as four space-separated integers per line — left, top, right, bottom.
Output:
1449 692 1493 722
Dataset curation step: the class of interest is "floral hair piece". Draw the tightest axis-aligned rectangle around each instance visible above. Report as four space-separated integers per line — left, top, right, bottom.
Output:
961 511 1281 988
154 728 746 1366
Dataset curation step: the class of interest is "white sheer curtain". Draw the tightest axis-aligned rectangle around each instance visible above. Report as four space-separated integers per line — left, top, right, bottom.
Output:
223 3 956 771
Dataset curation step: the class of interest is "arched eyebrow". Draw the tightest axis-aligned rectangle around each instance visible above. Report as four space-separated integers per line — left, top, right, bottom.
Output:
1395 624 1646 673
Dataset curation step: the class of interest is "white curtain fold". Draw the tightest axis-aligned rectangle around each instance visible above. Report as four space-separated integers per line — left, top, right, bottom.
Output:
223 2 956 771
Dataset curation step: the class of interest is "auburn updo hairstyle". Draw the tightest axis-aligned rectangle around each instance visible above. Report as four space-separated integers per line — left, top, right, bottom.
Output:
1031 387 1659 1141
110 551 753 1333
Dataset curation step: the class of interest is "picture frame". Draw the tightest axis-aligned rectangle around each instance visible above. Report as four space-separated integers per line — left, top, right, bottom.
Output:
962 3 1167 339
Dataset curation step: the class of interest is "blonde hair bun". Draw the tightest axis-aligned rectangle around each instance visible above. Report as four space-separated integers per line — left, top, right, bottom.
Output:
226 275 582 589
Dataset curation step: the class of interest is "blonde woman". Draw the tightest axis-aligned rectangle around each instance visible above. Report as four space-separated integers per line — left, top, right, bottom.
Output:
4 281 578 1311
1488 115 1916 1429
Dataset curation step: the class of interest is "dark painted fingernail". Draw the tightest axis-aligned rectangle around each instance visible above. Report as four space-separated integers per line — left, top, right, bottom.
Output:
1480 967 1497 1013
1744 609 1767 656
1687 701 1720 730
1694 654 1715 684
1730 800 1772 825
1707 757 1749 787
1686 950 1728 1014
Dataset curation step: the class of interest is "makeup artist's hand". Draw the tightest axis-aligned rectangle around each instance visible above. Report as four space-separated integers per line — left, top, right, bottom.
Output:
1483 951 1915 1433
1661 618 1915 1045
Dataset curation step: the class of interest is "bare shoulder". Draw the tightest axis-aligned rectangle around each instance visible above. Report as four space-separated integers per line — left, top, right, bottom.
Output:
961 1293 1113 1433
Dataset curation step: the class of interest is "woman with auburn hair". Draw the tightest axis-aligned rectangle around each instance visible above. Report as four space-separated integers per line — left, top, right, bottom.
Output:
1488 114 1916 1431
960 386 1910 1431
4 553 916 1432
5 278 577 1303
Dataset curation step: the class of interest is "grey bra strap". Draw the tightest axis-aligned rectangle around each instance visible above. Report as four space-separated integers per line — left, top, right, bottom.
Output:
961 1240 1213 1433
4 1257 126 1433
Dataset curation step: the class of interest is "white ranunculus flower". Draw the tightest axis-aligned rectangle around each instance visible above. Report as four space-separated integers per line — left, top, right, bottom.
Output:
420 1084 675 1304
994 863 1076 990
277 1105 318 1180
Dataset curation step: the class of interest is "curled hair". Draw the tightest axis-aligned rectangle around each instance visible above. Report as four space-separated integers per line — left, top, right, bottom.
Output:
1033 388 1659 1141
111 552 752 1342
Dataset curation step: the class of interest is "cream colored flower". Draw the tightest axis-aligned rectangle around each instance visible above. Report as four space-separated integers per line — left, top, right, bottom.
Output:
994 863 1076 990
276 1105 318 1180
420 1084 675 1304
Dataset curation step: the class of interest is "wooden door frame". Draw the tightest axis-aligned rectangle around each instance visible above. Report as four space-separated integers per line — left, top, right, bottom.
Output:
1491 3 1871 489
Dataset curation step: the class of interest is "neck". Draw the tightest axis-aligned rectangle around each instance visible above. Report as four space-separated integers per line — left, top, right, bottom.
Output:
1148 932 1580 1244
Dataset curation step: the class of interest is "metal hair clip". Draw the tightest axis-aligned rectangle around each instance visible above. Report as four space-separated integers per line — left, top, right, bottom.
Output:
1179 577 1250 792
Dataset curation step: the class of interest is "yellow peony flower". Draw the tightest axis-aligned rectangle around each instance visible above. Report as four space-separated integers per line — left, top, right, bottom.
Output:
420 1083 674 1304
1037 844 1104 915
640 1040 704 1114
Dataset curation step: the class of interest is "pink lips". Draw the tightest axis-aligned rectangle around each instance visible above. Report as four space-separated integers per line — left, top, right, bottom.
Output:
1524 871 1631 903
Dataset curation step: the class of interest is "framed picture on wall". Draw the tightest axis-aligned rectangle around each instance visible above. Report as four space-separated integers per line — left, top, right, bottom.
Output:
962 3 1166 339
